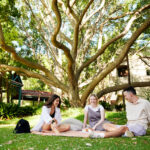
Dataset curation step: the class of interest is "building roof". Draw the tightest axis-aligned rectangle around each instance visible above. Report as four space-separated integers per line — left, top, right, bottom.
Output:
22 90 52 97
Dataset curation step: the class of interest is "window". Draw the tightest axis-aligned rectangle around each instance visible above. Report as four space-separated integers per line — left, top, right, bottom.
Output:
146 70 150 76
117 65 128 77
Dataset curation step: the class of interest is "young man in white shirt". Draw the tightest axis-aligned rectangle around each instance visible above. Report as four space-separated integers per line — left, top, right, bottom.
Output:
90 86 150 138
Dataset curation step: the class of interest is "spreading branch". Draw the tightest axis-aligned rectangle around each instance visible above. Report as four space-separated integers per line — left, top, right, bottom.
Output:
66 0 78 22
77 4 150 80
51 0 76 87
81 17 150 105
81 0 105 27
0 64 69 93
72 0 94 59
97 82 150 98
0 22 65 87
139 56 150 67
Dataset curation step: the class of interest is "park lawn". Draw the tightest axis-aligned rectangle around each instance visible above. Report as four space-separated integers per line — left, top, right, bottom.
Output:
0 108 150 150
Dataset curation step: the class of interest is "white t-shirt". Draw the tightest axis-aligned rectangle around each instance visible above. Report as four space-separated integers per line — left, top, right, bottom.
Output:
84 104 104 112
126 98 150 129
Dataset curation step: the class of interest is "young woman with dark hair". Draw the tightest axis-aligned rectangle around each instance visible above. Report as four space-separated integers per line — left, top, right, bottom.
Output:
31 94 70 133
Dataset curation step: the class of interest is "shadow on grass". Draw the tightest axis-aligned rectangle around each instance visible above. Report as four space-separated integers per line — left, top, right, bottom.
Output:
74 111 127 124
75 114 84 122
106 111 127 125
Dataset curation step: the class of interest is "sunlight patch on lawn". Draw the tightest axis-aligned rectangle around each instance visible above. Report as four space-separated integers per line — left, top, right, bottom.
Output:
61 107 84 120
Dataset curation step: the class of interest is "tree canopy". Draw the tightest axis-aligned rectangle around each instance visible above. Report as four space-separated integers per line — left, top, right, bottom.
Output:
0 0 150 106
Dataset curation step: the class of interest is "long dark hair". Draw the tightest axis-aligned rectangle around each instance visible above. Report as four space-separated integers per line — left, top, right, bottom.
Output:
44 94 61 108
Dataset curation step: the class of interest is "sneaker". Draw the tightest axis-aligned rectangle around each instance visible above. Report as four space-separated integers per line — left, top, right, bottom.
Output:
123 130 134 137
89 132 104 138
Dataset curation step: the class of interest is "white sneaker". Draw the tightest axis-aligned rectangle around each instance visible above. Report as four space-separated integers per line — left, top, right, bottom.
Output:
123 130 134 137
89 132 104 138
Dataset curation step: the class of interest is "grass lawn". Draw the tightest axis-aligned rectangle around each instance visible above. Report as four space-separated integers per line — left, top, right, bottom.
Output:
0 108 150 150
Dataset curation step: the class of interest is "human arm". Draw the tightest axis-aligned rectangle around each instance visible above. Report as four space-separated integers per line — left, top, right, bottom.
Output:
55 108 62 124
145 100 150 123
92 106 105 130
51 119 60 134
41 106 53 124
83 108 88 128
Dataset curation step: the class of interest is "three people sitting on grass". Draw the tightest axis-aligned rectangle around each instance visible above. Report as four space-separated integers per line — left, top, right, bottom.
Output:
32 86 150 138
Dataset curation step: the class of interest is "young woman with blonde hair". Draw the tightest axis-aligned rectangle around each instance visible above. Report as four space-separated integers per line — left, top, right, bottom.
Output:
83 94 110 131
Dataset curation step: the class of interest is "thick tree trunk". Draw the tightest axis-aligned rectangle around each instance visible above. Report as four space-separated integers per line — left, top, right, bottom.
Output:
69 86 81 107
6 79 10 103
0 75 2 102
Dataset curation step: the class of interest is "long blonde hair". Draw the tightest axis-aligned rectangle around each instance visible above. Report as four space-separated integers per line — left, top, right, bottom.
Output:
88 94 99 105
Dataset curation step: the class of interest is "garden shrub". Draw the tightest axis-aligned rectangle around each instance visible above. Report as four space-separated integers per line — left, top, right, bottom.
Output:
61 97 71 108
99 101 112 111
0 102 36 119
99 101 124 111
115 104 124 111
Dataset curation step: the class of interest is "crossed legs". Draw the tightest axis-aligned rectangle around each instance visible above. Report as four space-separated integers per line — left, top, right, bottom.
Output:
90 123 129 138
42 123 70 133
103 125 128 138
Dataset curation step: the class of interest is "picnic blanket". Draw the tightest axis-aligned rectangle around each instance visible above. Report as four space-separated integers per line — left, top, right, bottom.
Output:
32 131 89 138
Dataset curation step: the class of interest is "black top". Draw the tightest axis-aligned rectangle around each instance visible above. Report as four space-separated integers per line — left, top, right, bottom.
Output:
50 111 55 118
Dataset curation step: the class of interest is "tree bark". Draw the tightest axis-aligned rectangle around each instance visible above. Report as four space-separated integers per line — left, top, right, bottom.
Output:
97 82 150 98
0 74 2 102
6 79 10 103
69 85 80 107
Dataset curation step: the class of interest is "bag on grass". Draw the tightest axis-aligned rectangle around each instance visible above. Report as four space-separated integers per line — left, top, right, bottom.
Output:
13 119 30 133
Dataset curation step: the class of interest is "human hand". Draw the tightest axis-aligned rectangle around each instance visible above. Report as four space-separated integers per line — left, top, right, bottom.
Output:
53 118 58 124
92 126 96 130
82 128 93 133
51 123 59 134
82 125 86 129
51 118 58 124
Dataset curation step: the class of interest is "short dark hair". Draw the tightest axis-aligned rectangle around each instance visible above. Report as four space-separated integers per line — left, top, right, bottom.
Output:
44 94 61 108
123 86 136 95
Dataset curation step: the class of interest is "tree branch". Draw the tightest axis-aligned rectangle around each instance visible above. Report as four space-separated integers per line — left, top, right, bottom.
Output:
77 4 150 80
58 0 78 25
0 23 5 45
0 64 69 93
97 82 150 98
0 22 64 86
81 17 150 105
139 56 150 67
51 0 73 60
40 0 73 46
81 0 105 27
66 0 78 22
24 0 69 76
73 0 94 59
51 0 76 87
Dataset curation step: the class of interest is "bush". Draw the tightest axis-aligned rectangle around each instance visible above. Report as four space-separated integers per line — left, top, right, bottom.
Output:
99 101 112 111
115 104 124 111
99 101 124 111
61 97 71 108
0 103 36 119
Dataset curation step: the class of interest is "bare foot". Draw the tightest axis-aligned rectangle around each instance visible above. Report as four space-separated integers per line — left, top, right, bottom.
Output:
42 130 52 133
51 123 60 134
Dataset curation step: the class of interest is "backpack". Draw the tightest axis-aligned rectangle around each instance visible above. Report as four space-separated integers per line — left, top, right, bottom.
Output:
13 119 30 133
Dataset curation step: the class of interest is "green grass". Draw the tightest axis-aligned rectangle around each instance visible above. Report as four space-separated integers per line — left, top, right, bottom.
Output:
0 108 150 150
